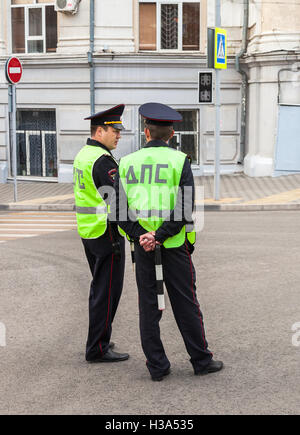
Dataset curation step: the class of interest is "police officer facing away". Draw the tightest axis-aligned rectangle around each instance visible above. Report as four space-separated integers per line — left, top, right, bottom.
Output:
73 105 129 363
111 103 223 380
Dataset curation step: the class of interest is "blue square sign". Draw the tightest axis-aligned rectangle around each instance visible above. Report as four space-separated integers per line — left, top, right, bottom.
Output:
215 28 227 69
217 34 225 64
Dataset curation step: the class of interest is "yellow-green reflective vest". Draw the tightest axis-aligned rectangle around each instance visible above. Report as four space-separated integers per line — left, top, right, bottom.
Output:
119 146 196 248
73 145 123 239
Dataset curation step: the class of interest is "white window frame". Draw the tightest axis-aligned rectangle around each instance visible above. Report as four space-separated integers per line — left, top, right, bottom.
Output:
16 129 57 178
139 0 200 52
11 1 54 55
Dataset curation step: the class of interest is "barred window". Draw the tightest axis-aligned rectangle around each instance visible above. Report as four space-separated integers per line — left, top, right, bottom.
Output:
140 110 199 164
139 1 200 51
15 110 57 178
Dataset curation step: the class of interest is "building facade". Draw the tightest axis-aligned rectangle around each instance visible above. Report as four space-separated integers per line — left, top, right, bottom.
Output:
0 0 299 184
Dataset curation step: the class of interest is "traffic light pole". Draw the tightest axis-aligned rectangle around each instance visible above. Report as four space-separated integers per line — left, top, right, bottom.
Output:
214 0 221 201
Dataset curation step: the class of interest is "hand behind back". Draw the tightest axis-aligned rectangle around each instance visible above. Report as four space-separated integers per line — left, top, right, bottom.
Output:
139 231 161 252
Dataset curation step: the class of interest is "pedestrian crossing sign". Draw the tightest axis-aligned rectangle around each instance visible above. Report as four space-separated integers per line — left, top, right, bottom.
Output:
214 28 227 69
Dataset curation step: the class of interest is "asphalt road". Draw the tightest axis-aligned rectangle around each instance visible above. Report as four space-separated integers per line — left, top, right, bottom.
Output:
0 211 299 415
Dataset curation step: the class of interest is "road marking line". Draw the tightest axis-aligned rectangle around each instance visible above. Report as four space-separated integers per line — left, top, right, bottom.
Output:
0 234 38 238
17 212 75 216
0 223 76 227
6 216 76 220
0 221 76 224
0 213 76 222
7 194 74 205
0 228 73 232
0 217 76 221
196 197 242 204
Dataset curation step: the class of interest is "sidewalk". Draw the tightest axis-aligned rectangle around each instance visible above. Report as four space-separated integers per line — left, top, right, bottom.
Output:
1 173 300 211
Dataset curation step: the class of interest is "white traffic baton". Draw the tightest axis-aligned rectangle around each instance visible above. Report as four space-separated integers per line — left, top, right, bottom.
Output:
155 245 165 311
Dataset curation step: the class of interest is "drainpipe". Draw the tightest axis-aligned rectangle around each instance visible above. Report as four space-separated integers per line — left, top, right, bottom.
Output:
88 0 95 115
235 0 249 163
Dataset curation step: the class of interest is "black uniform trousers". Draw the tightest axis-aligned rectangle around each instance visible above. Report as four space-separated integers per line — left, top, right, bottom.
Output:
82 228 125 361
134 240 213 378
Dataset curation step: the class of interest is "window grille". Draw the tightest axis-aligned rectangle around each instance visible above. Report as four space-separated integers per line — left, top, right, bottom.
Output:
139 110 199 164
13 110 58 178
139 1 200 51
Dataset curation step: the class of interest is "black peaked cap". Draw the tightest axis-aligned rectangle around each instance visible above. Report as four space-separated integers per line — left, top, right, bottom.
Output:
139 102 182 126
85 104 125 130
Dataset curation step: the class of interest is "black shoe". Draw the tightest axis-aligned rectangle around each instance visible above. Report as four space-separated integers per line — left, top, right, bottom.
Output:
151 368 171 382
109 342 115 349
87 348 129 363
195 360 223 376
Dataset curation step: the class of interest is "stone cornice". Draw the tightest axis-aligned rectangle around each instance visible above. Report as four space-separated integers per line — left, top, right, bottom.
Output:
1 50 297 71
243 51 300 68
0 52 239 68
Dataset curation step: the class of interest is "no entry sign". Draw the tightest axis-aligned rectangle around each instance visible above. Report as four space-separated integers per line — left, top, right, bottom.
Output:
5 57 22 84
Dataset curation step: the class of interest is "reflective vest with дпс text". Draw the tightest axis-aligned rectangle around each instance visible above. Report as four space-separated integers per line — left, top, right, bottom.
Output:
73 145 114 239
119 146 196 248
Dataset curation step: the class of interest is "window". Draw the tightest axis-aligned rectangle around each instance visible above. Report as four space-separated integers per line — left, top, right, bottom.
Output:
15 110 57 178
11 1 57 54
140 110 199 164
139 1 200 51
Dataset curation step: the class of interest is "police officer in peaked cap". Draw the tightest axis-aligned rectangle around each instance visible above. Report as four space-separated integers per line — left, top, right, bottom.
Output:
73 104 129 363
110 102 223 380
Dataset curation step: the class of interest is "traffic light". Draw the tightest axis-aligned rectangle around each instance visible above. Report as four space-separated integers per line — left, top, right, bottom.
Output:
198 71 214 104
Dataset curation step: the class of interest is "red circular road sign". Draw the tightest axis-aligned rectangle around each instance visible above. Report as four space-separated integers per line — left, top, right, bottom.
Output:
5 57 23 84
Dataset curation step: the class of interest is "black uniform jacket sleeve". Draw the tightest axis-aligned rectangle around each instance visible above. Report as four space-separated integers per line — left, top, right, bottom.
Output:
109 170 147 240
87 138 118 191
109 140 195 243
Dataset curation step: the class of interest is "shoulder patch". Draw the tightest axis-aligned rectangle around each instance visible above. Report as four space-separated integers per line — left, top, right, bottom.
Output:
108 168 117 182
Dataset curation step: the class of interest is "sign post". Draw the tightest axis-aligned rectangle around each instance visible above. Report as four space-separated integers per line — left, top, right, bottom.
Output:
5 57 23 202
213 2 227 200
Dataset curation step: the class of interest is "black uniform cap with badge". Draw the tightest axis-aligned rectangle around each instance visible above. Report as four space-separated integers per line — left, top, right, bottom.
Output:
139 102 192 163
139 102 182 127
85 104 125 130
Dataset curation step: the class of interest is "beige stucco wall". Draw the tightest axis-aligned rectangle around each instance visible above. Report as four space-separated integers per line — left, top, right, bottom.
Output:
262 0 300 33
56 0 90 54
57 0 135 54
1 0 300 180
248 0 300 53
1 1 299 57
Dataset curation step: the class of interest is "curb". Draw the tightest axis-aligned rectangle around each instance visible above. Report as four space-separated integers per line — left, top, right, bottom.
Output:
1 203 300 212
204 203 300 211
0 204 75 212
